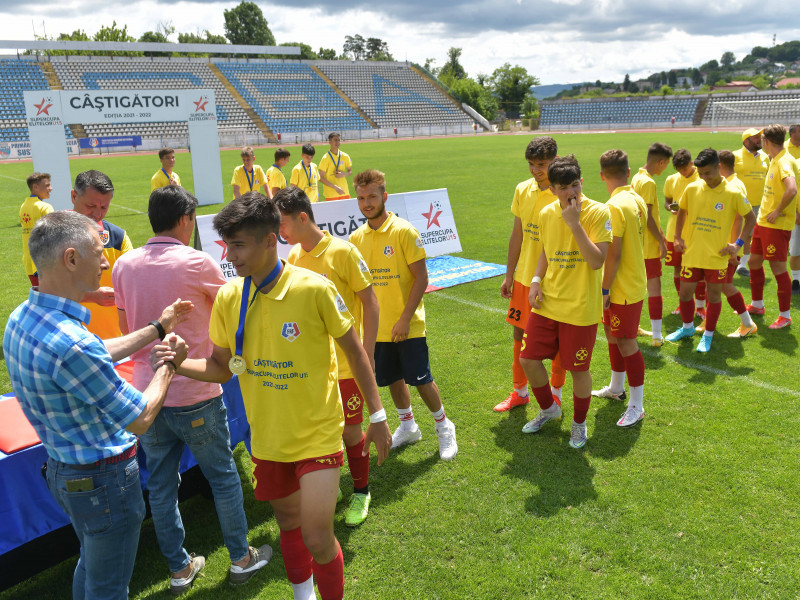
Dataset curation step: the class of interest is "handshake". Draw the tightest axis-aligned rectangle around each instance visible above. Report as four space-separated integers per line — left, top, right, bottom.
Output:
150 334 189 372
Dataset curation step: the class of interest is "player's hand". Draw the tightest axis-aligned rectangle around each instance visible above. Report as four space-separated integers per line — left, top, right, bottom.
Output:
766 209 782 224
158 298 195 334
150 335 188 371
529 283 544 309
364 420 391 465
720 244 738 257
169 179 178 187
673 236 686 253
334 185 345 194
391 318 411 343
500 276 513 299
168 334 188 367
335 170 345 179
561 197 581 227
603 294 611 311
86 286 116 307
659 239 668 260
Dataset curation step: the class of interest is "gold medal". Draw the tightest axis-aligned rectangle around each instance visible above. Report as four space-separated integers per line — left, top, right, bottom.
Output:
228 355 246 376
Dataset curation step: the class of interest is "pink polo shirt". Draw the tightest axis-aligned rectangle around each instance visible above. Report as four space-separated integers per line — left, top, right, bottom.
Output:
113 235 226 407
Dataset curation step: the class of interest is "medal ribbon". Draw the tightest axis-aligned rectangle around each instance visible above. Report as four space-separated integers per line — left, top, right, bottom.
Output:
234 261 283 359
161 168 173 183
328 150 341 171
245 168 254 191
301 162 313 189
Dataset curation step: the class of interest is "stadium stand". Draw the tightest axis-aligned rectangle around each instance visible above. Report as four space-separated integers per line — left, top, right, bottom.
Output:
0 58 73 142
316 61 473 129
539 95 702 129
214 61 372 134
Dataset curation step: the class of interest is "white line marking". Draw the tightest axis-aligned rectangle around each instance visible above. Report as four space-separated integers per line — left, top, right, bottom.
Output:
429 290 800 398
114 204 145 215
0 173 25 182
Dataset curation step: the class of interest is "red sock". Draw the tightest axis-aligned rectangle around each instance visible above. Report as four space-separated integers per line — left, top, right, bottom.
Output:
573 395 591 424
532 384 555 410
750 267 765 302
648 296 663 320
622 351 645 387
280 527 312 584
346 434 369 490
695 281 706 302
679 299 695 324
512 338 527 390
727 291 746 314
673 277 681 294
608 343 625 372
776 271 792 312
312 540 344 600
549 352 566 389
705 301 722 332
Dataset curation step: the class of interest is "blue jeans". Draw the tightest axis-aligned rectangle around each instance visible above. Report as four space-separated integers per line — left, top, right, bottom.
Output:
138 395 249 573
46 454 145 600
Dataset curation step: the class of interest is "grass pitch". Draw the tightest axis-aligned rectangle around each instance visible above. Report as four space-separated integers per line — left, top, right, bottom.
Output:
1 131 799 599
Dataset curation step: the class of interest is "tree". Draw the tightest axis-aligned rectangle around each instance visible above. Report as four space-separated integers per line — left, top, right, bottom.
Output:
139 31 171 56
440 47 466 80
365 37 393 61
318 47 338 61
488 63 539 117
178 31 227 45
224 1 275 48
343 35 366 60
700 59 719 71
623 73 631 92
521 92 538 119
668 70 678 87
278 42 318 59
721 51 736 69
692 68 704 86
449 77 498 121
94 21 137 43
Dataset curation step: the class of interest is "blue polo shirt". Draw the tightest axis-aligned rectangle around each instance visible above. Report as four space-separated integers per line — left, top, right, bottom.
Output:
3 289 145 464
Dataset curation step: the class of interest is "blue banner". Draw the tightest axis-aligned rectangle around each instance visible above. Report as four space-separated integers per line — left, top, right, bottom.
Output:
78 135 142 149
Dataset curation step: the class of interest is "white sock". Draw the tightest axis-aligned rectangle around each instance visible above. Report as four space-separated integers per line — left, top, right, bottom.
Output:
397 407 416 430
651 319 662 339
292 575 317 600
514 385 529 397
682 322 694 330
751 300 764 309
431 406 447 429
629 385 644 412
780 310 791 319
740 311 755 327
610 370 625 392
703 330 714 338
695 298 704 309
792 269 800 282
551 386 562 400
741 253 750 266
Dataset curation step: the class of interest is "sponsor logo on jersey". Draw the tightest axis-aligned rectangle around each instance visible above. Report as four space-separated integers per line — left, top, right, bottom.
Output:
604 219 612 232
358 259 369 273
714 202 724 211
346 395 361 411
281 322 301 342
335 294 348 312
383 245 394 257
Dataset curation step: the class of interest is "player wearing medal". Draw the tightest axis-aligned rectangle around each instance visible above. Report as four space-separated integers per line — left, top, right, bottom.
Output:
318 133 353 201
290 143 320 203
277 185 380 527
155 192 391 600
665 148 755 352
232 146 268 200
20 171 54 286
151 147 181 191
267 148 291 198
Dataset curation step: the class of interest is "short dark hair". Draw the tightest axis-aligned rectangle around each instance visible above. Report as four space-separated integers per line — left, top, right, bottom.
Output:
274 147 291 161
213 191 279 240
718 150 735 170
29 211 96 272
158 147 175 160
274 186 316 224
149 186 198 234
547 155 581 186
789 124 800 136
762 124 786 146
647 142 673 162
74 170 114 196
599 148 629 178
26 172 50 191
525 136 558 161
301 143 315 157
693 148 719 168
328 132 340 141
672 149 692 169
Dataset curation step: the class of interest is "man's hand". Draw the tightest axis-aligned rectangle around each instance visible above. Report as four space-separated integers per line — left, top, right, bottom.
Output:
720 244 739 257
561 197 582 227
673 236 686 253
659 239 668 260
150 334 188 370
603 294 611 310
169 179 178 187
391 317 411 343
363 421 392 465
334 184 345 194
529 283 544 309
500 275 513 299
335 170 346 179
85 286 116 307
158 298 194 334
766 209 782 224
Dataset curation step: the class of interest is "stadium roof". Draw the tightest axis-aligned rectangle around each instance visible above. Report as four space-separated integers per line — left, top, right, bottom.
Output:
0 40 299 56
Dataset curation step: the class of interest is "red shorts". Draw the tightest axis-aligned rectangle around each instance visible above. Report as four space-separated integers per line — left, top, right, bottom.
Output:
520 312 597 372
603 300 643 339
644 258 662 279
338 378 364 425
724 258 739 284
251 451 343 501
664 241 682 267
751 224 792 262
680 265 726 284
506 282 531 328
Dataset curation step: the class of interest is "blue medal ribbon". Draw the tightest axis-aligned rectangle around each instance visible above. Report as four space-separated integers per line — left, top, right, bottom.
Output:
161 168 173 183
244 167 254 191
234 260 283 359
327 150 341 172
301 162 313 190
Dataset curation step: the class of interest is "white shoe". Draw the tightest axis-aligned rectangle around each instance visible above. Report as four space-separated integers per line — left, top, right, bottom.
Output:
522 403 562 433
569 421 587 449
391 424 422 449
617 406 645 427
591 385 627 401
436 420 458 460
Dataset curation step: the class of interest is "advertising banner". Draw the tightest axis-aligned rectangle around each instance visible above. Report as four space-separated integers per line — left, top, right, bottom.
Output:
78 136 142 149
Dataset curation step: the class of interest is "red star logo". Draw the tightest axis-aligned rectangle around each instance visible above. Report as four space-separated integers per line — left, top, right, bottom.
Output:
215 240 228 260
422 203 442 229
34 99 53 116
193 97 208 112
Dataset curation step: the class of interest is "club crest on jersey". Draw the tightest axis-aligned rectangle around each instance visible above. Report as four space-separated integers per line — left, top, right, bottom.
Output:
99 229 109 245
383 245 394 257
714 202 724 211
335 293 348 312
281 322 301 342
604 219 612 232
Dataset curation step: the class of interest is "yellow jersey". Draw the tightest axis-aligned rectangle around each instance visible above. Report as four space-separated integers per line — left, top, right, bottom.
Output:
287 232 372 380
230 164 267 199
151 169 181 192
533 196 612 326
350 212 427 341
726 174 748 257
784 139 800 162
209 261 353 462
757 149 799 231
290 161 320 203
607 186 647 305
631 167 663 260
663 169 699 241
678 178 751 270
19 195 54 275
511 178 557 285
733 147 769 207
266 165 287 192
318 149 353 199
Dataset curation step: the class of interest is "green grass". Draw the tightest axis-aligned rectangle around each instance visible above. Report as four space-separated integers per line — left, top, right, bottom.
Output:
3 131 800 599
